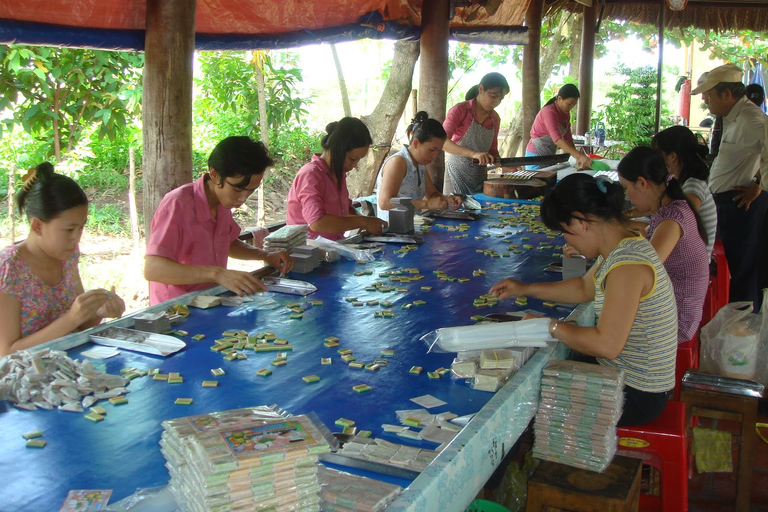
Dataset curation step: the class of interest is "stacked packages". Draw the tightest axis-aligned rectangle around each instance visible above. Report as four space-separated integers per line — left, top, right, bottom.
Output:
317 467 402 512
160 406 333 511
264 225 308 253
289 245 321 274
532 360 625 472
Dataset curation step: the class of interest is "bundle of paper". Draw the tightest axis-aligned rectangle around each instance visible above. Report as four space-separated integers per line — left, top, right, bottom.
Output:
532 360 625 472
287 252 318 274
472 369 513 392
160 407 333 512
189 295 223 309
336 438 437 473
318 467 402 512
264 225 308 253
479 349 517 370
133 311 171 333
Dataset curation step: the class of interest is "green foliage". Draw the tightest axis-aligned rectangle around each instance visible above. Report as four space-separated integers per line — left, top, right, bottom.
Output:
593 64 673 157
194 51 310 141
87 203 128 235
0 45 143 159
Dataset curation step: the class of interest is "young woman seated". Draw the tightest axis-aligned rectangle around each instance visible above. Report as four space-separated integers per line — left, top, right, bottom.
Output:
0 163 125 356
376 111 462 222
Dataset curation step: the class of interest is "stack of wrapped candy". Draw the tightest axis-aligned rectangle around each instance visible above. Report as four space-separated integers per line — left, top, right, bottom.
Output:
264 225 308 253
317 467 402 512
160 406 333 512
532 360 625 472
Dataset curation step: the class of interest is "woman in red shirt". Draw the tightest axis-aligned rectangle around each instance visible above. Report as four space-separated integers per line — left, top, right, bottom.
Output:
443 72 509 195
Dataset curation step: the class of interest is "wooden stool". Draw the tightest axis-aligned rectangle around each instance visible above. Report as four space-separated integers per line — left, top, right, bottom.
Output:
680 370 763 512
526 455 642 512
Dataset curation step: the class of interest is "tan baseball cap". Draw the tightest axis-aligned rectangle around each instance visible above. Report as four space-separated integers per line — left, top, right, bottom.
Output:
691 64 743 94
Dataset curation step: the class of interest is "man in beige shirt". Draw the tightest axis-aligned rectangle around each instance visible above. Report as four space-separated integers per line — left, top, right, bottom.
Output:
692 64 768 307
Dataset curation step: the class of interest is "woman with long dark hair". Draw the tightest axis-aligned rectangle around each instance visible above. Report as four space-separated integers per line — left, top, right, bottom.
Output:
618 146 709 344
286 117 387 240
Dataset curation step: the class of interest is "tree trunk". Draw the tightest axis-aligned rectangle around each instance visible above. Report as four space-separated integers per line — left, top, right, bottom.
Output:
128 147 140 255
254 52 270 227
500 12 570 157
330 43 351 117
569 13 583 80
142 0 196 241
347 40 420 199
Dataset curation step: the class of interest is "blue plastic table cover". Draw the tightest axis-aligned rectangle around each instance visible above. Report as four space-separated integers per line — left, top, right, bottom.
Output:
0 200 578 512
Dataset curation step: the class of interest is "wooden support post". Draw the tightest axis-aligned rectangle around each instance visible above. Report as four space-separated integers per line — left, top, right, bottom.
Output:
419 0 450 192
655 0 665 134
577 3 597 135
522 0 543 153
142 0 196 240
128 147 140 255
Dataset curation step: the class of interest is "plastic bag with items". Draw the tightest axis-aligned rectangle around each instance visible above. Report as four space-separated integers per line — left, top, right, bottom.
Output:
700 289 768 386
421 318 556 353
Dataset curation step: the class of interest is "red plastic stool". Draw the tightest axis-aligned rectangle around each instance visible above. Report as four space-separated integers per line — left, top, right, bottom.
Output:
674 334 699 400
616 400 688 512
700 276 718 327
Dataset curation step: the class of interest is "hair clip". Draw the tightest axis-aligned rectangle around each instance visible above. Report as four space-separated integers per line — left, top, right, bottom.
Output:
595 177 608 194
21 168 38 192
665 173 674 183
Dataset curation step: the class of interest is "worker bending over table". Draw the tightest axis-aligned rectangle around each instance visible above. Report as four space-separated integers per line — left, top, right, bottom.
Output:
0 162 125 356
375 111 462 223
443 72 509 195
526 84 591 170
490 173 677 426
286 117 387 240
144 136 293 305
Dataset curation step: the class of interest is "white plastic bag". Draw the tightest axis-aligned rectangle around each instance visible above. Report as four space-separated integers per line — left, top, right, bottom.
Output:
307 236 375 262
421 318 556 353
700 289 768 385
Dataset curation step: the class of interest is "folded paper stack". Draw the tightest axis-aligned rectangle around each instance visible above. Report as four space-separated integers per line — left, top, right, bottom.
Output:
532 360 625 472
264 225 308 253
160 406 333 511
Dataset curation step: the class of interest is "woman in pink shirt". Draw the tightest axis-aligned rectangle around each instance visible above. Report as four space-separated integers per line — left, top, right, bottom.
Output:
144 137 293 305
443 72 509 195
286 117 387 240
527 84 592 169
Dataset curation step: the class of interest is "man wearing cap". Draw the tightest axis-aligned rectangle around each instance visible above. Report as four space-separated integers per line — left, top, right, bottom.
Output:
692 63 768 308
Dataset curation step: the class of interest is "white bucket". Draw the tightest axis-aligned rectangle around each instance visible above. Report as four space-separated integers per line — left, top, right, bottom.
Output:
719 326 759 379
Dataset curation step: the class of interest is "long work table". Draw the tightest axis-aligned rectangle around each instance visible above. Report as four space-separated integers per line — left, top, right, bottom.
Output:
1 198 582 512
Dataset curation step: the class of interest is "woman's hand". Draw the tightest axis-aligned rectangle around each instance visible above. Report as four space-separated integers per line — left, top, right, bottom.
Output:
472 152 495 166
69 289 113 325
425 195 449 211
215 268 267 296
574 152 593 170
361 217 388 235
446 194 464 210
95 287 125 319
562 243 582 258
265 250 294 275
488 278 527 300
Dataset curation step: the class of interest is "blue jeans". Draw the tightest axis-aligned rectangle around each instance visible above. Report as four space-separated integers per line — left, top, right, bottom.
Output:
525 150 540 170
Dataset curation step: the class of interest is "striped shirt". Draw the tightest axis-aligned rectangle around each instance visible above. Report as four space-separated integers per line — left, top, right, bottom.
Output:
682 178 717 257
648 200 709 343
595 236 677 393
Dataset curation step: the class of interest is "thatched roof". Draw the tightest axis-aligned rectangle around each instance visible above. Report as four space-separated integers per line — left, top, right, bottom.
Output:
545 0 768 32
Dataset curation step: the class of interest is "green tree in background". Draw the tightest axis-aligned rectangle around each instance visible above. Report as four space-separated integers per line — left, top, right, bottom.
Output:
0 46 143 162
593 64 673 156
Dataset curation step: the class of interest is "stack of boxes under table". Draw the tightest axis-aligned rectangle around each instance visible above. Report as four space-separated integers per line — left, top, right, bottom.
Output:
532 359 625 472
160 406 332 512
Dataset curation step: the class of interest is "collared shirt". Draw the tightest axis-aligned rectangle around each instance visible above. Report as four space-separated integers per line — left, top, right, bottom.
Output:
709 96 768 194
146 174 241 305
285 154 353 241
526 101 573 155
443 98 500 155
